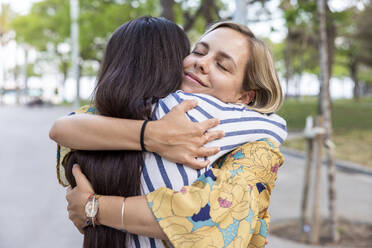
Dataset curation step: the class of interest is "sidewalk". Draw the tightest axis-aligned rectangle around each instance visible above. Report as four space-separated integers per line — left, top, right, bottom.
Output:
266 145 372 247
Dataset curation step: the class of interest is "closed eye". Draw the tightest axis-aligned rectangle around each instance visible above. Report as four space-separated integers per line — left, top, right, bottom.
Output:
192 50 204 56
217 63 228 71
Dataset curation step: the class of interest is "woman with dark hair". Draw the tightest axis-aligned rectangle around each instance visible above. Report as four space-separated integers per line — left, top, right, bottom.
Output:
62 16 192 247
52 19 287 247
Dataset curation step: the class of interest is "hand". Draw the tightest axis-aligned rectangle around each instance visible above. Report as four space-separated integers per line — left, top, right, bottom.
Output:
145 100 225 169
66 164 94 234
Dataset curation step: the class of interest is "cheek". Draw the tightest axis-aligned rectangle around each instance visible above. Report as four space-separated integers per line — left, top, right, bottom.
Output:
183 55 193 69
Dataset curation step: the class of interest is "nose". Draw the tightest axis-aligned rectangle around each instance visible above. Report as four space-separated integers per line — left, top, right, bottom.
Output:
195 55 210 74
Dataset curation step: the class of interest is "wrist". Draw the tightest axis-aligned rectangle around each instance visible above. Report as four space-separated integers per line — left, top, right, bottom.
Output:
85 194 100 228
144 120 158 153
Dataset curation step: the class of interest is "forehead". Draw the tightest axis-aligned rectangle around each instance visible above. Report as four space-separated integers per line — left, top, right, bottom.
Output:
199 27 249 64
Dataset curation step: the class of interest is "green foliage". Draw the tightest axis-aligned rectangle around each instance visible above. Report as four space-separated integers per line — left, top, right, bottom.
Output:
0 3 16 45
78 0 161 62
358 66 372 84
278 97 372 132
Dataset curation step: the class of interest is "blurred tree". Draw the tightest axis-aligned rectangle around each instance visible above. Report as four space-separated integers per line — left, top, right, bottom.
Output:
279 0 371 100
11 0 70 88
9 0 230 102
317 0 339 243
355 1 372 97
0 3 15 104
280 0 319 98
11 0 160 89
174 0 224 34
161 0 175 21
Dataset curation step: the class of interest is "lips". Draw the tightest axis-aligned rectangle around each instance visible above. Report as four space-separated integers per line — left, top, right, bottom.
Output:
185 72 206 87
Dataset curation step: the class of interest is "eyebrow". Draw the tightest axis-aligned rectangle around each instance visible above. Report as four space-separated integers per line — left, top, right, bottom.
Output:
197 42 237 71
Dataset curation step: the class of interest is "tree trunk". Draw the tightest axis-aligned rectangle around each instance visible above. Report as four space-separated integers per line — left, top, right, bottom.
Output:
284 30 292 99
350 60 359 100
23 48 29 102
317 0 339 243
326 3 336 80
161 0 175 22
201 0 216 28
310 116 323 244
300 136 314 242
70 0 80 107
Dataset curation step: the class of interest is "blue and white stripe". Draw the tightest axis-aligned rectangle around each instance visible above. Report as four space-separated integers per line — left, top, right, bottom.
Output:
129 90 287 247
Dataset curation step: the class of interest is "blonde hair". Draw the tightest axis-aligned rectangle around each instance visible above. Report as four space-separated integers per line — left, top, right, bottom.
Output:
203 21 283 114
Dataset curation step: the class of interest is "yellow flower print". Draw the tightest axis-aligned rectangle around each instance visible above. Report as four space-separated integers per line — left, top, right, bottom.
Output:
171 226 224 248
209 183 257 229
172 184 211 217
159 216 194 236
147 188 174 219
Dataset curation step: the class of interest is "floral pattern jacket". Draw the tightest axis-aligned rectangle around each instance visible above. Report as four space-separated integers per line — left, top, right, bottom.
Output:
146 140 283 248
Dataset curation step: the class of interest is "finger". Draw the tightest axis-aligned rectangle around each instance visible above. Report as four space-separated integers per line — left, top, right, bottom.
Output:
199 118 219 132
175 99 198 113
65 187 74 201
66 186 72 193
204 130 225 143
72 164 94 193
185 158 210 169
73 221 85 235
197 147 220 157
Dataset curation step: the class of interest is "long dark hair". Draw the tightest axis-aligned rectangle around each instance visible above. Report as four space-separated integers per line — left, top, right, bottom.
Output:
63 16 190 248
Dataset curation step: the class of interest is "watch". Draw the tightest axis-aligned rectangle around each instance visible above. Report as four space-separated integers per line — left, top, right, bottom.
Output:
85 194 100 227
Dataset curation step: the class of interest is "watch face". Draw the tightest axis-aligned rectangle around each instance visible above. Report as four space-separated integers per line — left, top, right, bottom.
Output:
85 200 98 218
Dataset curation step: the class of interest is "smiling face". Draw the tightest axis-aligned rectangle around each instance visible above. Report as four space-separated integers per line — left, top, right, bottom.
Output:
180 27 254 104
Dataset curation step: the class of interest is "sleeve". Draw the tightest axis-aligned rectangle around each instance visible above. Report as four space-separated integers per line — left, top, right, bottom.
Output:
146 139 284 248
160 91 287 166
56 105 97 187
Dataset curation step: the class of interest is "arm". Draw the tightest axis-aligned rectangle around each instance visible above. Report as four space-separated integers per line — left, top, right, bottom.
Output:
67 140 283 246
163 91 287 165
67 164 167 239
51 100 223 168
145 139 283 247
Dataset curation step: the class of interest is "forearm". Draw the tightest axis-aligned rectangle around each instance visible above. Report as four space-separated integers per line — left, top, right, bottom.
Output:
50 114 143 150
97 195 167 240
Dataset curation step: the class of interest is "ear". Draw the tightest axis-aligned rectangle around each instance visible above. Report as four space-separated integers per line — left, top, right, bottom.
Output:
237 90 256 105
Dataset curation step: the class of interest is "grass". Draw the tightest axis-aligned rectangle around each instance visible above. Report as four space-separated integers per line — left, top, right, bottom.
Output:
279 97 372 167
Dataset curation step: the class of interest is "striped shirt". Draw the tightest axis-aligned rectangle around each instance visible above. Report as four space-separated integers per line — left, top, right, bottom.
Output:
129 91 287 247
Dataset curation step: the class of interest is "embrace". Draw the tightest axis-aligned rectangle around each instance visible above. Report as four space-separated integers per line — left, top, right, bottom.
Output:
49 16 287 248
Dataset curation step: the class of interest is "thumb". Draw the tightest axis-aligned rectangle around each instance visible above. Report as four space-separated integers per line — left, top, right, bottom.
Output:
72 164 94 193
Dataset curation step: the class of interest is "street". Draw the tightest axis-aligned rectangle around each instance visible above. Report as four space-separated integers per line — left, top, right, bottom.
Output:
0 106 81 248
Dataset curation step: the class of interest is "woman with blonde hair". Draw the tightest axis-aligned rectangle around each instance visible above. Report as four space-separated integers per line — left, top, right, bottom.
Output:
51 20 286 247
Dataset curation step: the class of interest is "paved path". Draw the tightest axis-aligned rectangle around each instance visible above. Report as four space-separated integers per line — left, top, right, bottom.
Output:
0 106 81 248
0 106 371 247
267 148 372 247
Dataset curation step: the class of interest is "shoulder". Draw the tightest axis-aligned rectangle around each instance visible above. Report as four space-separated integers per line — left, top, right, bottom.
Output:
163 90 248 112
